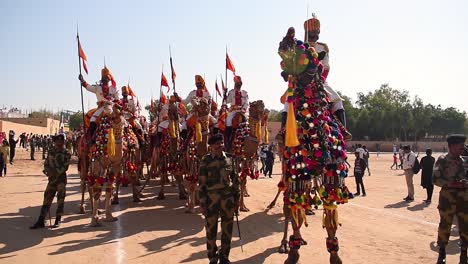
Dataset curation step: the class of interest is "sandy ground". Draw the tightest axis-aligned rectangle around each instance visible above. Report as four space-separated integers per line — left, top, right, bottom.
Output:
0 148 462 264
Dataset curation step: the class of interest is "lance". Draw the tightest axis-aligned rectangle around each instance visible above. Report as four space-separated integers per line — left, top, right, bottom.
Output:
224 46 228 105
235 212 244 252
76 25 86 135
169 46 176 94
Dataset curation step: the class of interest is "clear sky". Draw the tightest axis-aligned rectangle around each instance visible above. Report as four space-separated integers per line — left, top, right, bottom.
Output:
1 0 467 114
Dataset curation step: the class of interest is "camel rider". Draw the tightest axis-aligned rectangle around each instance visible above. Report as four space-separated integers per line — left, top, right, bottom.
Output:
184 75 218 134
79 67 119 141
120 86 144 145
225 75 249 151
156 94 182 145
304 15 352 140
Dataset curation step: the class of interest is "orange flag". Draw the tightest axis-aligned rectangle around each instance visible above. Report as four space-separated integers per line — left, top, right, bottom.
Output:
215 80 221 97
226 53 236 74
160 91 167 105
78 39 88 74
161 73 170 92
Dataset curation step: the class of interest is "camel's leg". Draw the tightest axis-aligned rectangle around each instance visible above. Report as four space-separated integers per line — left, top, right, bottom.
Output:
112 175 121 205
267 189 282 209
278 205 290 254
157 172 166 200
239 178 250 212
284 209 304 264
105 186 118 222
79 179 87 214
90 186 102 227
177 174 187 200
324 209 342 264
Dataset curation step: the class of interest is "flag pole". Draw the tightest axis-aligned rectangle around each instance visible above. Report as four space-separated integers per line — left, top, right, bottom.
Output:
224 46 228 105
169 45 176 94
76 25 86 134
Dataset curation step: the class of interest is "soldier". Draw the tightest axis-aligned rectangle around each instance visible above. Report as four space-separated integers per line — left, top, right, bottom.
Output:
433 134 468 264
304 14 352 140
199 133 240 264
225 76 249 151
79 67 119 141
121 85 145 145
30 134 72 229
184 75 217 134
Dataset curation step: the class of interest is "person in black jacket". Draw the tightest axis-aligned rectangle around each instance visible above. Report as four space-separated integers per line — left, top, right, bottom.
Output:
420 148 435 203
353 151 367 197
8 131 19 165
264 146 275 178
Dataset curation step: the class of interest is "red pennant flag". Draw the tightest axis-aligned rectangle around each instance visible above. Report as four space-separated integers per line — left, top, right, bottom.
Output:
226 53 236 74
170 57 176 82
215 80 221 97
160 91 167 105
221 78 226 91
161 73 170 92
78 39 88 74
127 84 136 97
151 98 155 112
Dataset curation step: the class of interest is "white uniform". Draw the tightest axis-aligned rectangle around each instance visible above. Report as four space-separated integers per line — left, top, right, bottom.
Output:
184 89 217 128
157 104 183 132
84 83 119 121
312 42 344 113
122 95 142 130
226 89 249 126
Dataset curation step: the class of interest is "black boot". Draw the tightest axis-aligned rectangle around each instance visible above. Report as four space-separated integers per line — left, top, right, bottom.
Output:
212 127 219 135
225 126 233 152
30 216 45 229
461 248 467 264
155 132 163 147
52 216 61 228
437 247 446 264
136 129 145 147
88 121 98 144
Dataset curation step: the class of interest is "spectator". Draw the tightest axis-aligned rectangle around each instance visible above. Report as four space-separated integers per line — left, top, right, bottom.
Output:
392 144 397 154
355 144 365 159
259 145 267 174
353 151 367 197
0 140 9 176
420 148 435 203
264 147 275 178
398 146 405 169
8 131 18 165
30 135 36 160
390 153 398 169
362 145 371 176
402 145 416 202
19 133 26 148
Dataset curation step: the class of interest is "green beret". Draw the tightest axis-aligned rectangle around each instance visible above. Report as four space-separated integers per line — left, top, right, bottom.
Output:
208 134 224 145
447 134 466 145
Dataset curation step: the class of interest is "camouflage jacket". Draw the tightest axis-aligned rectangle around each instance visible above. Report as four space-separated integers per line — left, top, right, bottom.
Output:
43 147 71 181
433 153 468 188
198 152 240 204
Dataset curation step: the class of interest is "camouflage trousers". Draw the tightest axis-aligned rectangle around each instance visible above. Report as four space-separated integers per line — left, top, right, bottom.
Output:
437 187 468 248
204 189 236 262
39 179 66 218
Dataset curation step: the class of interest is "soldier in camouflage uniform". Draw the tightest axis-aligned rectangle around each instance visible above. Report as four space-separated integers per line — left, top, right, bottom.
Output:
199 133 240 264
433 134 468 264
30 134 72 229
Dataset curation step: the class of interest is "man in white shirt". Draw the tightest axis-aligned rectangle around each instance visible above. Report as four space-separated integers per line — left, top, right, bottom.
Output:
355 144 365 159
79 67 119 141
225 76 249 150
402 145 416 201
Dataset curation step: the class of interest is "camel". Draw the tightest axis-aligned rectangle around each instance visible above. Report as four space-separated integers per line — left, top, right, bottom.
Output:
86 103 124 227
181 97 211 213
230 100 265 212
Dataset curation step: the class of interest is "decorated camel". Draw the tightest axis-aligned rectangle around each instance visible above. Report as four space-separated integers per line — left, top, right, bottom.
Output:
230 100 265 212
86 102 124 226
181 97 211 213
277 25 351 264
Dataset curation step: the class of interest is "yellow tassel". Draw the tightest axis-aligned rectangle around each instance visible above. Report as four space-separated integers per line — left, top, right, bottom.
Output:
291 206 299 226
263 124 269 144
107 128 115 157
322 210 326 228
169 120 177 138
256 122 262 141
195 122 202 143
285 104 299 147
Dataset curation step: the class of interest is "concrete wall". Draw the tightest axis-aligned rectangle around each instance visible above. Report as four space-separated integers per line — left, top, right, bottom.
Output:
0 118 61 135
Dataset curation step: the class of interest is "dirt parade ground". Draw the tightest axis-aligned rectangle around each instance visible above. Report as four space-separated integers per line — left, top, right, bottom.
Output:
0 149 461 264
